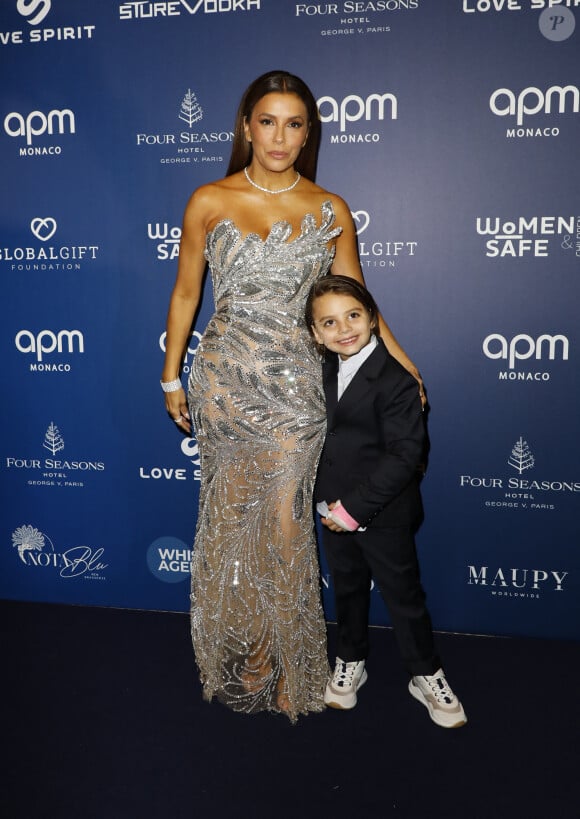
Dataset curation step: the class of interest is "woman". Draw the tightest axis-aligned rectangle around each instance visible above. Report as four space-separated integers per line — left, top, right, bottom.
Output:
161 70 421 722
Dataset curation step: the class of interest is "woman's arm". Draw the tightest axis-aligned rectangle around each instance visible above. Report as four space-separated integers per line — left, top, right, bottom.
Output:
329 196 423 388
161 189 211 433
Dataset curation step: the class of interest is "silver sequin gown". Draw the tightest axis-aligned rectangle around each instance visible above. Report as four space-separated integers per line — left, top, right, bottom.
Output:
188 200 341 722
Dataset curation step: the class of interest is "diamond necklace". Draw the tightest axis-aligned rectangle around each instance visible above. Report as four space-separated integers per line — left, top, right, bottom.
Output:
244 166 301 194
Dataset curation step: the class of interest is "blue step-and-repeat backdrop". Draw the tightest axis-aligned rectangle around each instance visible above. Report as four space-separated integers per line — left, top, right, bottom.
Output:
1 0 579 640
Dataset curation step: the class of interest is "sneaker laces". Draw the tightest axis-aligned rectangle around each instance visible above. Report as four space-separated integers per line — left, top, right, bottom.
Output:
332 659 362 688
421 672 455 704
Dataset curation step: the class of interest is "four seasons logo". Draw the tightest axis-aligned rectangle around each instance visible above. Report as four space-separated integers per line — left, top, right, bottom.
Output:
4 422 105 487
508 437 534 475
43 421 64 455
179 89 203 127
459 434 580 511
135 86 232 162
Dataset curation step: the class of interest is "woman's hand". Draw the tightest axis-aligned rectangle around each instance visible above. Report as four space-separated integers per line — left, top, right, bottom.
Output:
165 388 191 434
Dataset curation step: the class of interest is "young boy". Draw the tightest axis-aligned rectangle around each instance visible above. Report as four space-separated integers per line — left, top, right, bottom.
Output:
305 275 466 728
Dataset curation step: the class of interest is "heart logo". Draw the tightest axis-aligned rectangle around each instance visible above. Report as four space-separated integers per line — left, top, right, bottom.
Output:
30 217 57 242
351 210 370 236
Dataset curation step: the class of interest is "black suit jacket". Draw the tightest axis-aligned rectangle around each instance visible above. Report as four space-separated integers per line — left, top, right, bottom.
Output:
315 339 425 529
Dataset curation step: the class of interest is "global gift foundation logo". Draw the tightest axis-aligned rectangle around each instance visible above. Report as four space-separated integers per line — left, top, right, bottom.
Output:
0 217 100 271
350 208 418 270
11 524 107 580
31 216 56 241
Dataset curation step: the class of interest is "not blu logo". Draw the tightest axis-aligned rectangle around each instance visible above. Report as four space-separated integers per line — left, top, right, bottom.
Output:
146 536 191 583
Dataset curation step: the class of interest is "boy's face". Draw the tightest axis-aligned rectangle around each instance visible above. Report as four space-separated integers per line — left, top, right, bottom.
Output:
311 292 375 360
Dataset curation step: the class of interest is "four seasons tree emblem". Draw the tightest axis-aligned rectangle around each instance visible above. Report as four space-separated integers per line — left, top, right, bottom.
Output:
508 436 535 474
178 89 203 127
43 422 64 455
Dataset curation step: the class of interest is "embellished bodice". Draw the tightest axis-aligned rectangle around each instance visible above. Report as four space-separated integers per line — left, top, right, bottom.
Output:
204 200 342 323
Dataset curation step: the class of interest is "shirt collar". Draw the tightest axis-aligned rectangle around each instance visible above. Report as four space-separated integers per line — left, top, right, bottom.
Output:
338 334 378 379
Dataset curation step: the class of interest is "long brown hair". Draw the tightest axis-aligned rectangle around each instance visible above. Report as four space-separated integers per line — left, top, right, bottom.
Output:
226 70 321 181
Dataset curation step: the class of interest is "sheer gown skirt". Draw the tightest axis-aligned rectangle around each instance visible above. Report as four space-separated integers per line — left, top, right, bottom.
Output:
188 318 329 721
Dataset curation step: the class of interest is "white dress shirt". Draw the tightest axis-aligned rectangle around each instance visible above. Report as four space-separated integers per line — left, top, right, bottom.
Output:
337 335 378 401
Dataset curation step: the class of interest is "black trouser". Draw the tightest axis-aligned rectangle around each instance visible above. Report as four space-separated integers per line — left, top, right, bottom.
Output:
322 524 441 677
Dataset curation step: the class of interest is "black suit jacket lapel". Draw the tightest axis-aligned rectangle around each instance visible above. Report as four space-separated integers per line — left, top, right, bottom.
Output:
322 353 339 422
332 342 388 421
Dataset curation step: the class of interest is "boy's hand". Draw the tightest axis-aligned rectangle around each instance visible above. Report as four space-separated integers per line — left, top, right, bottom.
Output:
321 501 359 533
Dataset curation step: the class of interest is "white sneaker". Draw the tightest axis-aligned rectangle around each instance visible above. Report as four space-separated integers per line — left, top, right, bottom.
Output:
408 669 467 728
324 657 368 709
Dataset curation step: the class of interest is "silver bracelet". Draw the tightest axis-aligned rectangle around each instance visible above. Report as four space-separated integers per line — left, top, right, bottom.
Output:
160 378 182 393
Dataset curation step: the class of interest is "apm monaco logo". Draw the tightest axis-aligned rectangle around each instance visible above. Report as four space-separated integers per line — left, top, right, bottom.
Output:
15 329 84 371
317 91 397 143
476 215 579 258
1 1 96 46
159 328 202 375
482 332 569 381
0 217 99 271
147 221 181 260
11 524 107 580
467 564 568 600
136 88 232 165
459 436 580 511
119 0 261 20
350 208 418 270
489 83 579 139
3 107 75 156
5 422 105 487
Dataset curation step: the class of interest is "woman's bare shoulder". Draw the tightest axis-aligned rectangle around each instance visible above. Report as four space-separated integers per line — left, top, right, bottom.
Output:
183 175 244 230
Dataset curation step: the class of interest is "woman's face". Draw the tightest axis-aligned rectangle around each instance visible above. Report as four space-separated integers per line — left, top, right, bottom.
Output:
243 92 309 172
